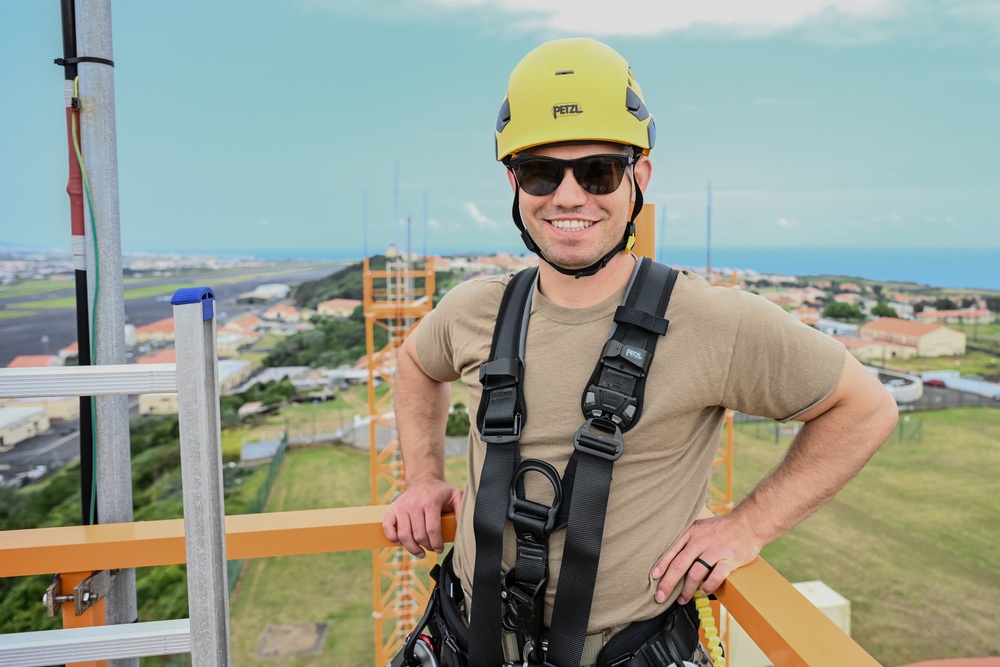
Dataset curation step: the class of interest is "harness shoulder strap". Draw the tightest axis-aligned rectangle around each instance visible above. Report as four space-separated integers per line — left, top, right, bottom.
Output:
470 267 537 667
546 258 679 667
469 259 680 667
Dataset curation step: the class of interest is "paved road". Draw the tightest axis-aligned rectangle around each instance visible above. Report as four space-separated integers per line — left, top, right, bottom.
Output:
0 418 82 480
0 397 142 480
0 263 344 367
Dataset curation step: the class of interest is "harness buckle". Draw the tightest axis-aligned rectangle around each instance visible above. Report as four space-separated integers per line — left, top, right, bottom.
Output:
501 570 548 657
479 358 524 443
507 460 563 534
573 418 624 461
481 412 522 444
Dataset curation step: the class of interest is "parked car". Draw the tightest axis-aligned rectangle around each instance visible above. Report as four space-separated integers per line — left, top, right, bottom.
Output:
923 378 946 388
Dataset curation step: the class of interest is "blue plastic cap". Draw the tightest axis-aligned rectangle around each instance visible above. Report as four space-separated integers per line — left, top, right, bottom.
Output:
171 287 215 320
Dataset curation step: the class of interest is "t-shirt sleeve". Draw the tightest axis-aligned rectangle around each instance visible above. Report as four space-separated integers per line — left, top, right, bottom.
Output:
413 276 508 384
723 290 846 422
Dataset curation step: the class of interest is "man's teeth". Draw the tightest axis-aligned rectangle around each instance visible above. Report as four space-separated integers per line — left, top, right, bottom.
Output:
550 220 593 231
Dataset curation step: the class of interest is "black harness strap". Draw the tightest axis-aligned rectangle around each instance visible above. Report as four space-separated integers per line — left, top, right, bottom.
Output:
470 267 537 667
471 258 679 667
546 260 677 667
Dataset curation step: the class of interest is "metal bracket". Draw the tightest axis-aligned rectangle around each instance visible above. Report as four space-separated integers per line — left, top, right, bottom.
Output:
42 576 70 617
42 571 115 617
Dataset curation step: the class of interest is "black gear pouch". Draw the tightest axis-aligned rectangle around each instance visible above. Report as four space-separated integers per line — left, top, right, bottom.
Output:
595 599 700 667
430 550 470 666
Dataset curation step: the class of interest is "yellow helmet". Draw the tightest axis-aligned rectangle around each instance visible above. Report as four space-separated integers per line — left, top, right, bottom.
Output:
495 38 655 162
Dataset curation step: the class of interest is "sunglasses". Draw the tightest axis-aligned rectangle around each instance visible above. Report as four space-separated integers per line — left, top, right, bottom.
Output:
509 153 636 196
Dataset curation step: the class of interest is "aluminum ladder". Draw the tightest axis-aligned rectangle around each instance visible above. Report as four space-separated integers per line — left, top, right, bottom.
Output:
0 287 231 667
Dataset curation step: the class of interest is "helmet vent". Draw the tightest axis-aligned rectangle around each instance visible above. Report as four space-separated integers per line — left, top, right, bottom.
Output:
555 70 574 75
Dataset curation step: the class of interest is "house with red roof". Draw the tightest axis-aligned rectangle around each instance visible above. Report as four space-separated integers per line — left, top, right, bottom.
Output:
316 298 362 319
860 318 965 357
6 355 58 368
135 317 175 344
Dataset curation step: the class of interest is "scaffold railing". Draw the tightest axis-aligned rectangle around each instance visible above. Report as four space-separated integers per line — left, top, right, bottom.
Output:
0 505 881 667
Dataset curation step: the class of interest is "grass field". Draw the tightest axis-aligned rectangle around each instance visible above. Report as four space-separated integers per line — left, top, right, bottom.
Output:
6 263 342 310
227 406 999 666
0 310 32 320
228 445 467 665
731 408 1000 666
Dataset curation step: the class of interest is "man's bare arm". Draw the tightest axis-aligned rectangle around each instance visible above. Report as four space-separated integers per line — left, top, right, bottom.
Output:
652 353 898 604
381 335 463 557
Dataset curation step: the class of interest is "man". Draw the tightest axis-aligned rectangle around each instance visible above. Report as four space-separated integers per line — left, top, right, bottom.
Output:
383 38 897 667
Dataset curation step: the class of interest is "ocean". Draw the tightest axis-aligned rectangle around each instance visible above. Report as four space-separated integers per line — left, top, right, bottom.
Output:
658 247 999 292
247 246 998 292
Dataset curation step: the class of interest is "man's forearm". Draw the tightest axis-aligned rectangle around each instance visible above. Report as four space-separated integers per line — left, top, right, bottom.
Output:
730 370 898 547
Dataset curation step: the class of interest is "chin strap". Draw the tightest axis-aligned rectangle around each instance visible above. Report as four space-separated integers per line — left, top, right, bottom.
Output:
511 174 643 279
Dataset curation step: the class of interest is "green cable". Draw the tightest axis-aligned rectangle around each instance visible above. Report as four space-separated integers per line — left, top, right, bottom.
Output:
72 103 101 525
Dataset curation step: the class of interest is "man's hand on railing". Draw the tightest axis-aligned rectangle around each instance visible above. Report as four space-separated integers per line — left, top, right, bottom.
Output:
382 479 464 558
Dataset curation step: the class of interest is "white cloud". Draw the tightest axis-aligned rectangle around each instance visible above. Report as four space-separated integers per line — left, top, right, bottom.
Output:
298 0 1000 41
465 202 500 229
259 219 271 226
427 217 443 230
777 217 798 228
427 0 894 37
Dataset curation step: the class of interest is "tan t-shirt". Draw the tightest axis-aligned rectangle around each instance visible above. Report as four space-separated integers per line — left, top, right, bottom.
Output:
414 266 845 630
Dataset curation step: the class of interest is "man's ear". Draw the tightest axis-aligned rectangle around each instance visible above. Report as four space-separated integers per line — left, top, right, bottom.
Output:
507 168 518 194
634 155 652 193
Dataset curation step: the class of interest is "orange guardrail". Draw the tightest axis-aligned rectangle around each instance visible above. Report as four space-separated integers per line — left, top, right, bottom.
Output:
0 507 880 667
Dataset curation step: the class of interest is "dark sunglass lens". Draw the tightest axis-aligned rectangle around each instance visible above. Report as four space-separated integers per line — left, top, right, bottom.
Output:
575 157 625 195
516 159 562 196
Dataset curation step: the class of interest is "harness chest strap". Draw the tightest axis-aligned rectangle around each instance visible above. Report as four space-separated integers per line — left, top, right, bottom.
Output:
471 258 679 667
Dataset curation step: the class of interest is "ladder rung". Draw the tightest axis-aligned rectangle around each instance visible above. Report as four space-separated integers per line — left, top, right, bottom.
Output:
0 364 177 398
0 618 191 667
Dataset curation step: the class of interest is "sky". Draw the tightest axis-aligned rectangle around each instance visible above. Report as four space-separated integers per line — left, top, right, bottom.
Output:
1 0 999 264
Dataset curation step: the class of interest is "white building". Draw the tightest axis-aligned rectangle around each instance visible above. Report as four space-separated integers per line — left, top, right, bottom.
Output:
0 406 50 452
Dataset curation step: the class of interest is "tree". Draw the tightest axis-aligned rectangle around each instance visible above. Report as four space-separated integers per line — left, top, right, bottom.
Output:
823 302 864 320
871 302 899 318
933 298 958 311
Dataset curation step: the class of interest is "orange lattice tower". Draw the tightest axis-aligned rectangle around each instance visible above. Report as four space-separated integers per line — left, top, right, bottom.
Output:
364 254 437 667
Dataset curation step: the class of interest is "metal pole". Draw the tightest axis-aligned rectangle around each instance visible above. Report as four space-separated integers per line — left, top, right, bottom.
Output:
172 288 232 667
76 0 137 660
706 181 712 282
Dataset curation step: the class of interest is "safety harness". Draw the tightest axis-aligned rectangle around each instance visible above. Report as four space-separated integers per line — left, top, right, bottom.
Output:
469 256 679 667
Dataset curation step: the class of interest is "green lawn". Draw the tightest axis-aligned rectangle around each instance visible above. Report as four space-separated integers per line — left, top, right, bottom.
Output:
881 350 999 377
732 408 1000 666
228 445 467 666
0 279 76 299
224 406 998 666
7 263 342 310
0 310 33 320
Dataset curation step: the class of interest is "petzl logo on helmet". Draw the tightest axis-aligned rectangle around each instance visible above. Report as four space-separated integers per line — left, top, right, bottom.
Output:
553 103 583 119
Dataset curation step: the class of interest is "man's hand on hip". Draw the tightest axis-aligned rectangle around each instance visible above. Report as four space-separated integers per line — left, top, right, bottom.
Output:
650 513 761 605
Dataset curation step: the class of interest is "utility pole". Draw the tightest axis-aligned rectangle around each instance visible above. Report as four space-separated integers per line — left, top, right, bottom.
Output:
706 182 712 282
76 0 138 661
